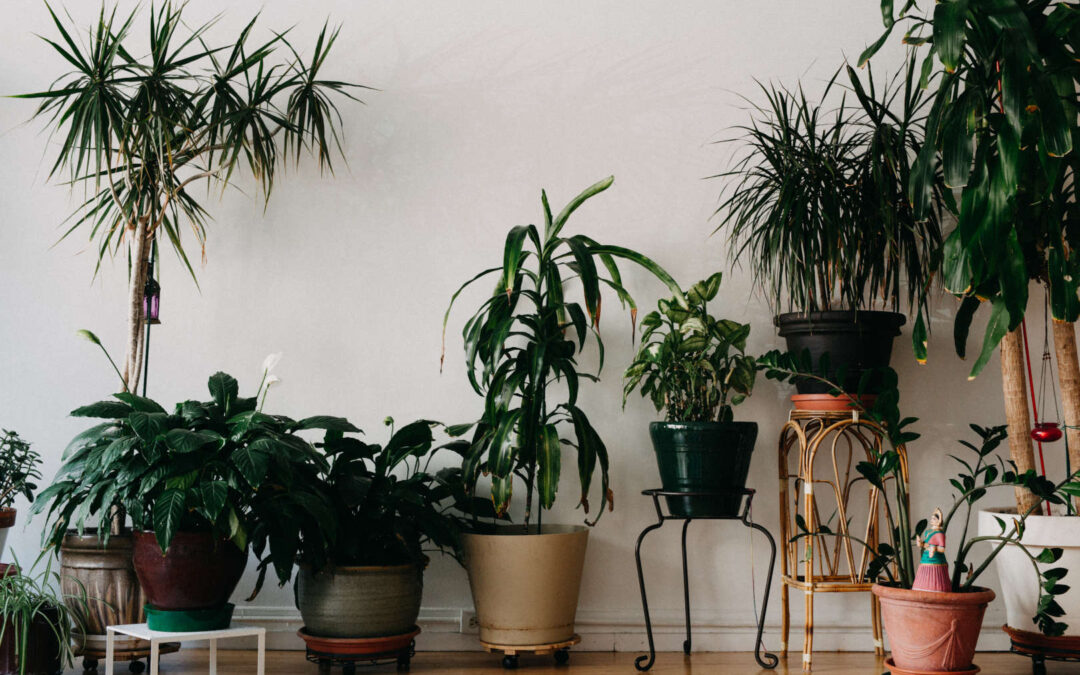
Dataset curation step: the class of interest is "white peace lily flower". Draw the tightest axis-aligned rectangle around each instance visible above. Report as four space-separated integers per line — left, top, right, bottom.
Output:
261 352 283 375
265 374 281 388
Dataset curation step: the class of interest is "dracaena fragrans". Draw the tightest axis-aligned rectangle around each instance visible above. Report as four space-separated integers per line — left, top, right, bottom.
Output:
33 369 356 563
623 273 757 423
443 177 683 529
18 3 364 393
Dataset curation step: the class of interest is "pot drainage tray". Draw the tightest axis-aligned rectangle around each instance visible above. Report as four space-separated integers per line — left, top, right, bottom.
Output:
144 603 234 632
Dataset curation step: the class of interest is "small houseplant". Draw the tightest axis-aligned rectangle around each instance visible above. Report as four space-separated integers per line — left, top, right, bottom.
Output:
443 176 682 649
715 64 947 401
34 343 353 632
0 555 87 675
761 352 1078 673
0 432 41 557
622 273 757 517
250 418 478 649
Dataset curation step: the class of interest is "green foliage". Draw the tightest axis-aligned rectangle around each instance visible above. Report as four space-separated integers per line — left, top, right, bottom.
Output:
16 2 364 280
248 418 483 598
0 554 87 675
714 64 946 335
0 431 42 510
444 177 682 528
763 350 1080 635
863 0 1080 377
32 372 345 560
623 273 757 423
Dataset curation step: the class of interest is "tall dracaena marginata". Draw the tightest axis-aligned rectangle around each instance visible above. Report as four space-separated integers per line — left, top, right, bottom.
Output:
18 3 362 393
443 177 683 531
861 0 1080 512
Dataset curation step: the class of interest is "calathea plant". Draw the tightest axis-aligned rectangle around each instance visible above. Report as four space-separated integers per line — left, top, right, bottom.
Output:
33 337 350 563
623 273 756 423
760 351 1079 635
443 176 683 529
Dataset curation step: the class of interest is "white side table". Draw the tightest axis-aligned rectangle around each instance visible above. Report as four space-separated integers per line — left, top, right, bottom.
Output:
106 623 266 675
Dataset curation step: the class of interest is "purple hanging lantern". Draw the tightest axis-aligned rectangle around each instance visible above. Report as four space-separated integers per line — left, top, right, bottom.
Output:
143 276 161 324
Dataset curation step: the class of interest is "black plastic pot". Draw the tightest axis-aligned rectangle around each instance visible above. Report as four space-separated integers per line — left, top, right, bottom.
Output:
775 310 905 394
0 605 63 675
649 421 758 518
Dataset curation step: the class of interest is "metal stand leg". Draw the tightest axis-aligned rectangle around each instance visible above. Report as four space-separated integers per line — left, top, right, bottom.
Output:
105 630 115 675
744 518 779 669
681 519 692 656
634 519 664 672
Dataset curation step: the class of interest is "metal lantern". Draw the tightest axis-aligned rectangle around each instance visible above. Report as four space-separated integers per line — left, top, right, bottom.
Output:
143 276 161 324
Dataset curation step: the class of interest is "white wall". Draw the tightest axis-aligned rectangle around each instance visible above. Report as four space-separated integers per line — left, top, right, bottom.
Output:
0 0 1045 653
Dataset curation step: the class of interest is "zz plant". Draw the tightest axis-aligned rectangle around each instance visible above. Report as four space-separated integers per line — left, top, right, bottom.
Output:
443 176 682 529
0 431 41 510
34 348 351 559
623 273 756 423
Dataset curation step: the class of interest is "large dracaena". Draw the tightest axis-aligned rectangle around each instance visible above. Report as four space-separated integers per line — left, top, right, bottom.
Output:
17 3 363 393
861 0 1080 377
443 177 683 530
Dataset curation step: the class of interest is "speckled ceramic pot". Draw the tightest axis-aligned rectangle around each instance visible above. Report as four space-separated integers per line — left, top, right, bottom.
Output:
296 564 423 638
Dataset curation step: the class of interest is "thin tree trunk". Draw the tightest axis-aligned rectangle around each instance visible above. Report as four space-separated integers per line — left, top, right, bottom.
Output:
1053 320 1080 510
1000 327 1042 514
122 216 151 392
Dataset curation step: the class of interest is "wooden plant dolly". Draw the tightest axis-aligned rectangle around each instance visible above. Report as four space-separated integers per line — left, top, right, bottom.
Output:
480 634 580 669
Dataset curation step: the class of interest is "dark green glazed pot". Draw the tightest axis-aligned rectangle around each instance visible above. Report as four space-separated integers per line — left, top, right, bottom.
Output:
649 421 759 517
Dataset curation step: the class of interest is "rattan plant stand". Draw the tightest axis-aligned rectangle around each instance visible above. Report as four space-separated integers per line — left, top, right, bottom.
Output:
634 488 778 671
778 407 909 671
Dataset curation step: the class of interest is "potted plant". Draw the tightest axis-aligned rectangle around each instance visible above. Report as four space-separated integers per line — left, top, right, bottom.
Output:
0 555 87 675
0 432 41 558
860 0 1080 653
622 273 758 517
34 343 352 632
714 64 947 403
762 353 1077 674
442 176 682 650
249 418 479 657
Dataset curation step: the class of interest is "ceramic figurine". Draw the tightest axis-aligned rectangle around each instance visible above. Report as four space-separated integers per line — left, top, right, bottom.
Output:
912 507 951 592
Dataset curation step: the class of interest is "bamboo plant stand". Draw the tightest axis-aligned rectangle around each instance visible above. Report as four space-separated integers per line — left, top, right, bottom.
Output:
777 406 909 671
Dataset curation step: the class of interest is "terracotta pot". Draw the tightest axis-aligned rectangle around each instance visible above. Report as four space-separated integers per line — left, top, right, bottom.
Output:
0 508 15 560
873 583 994 673
132 531 246 611
297 563 423 638
464 525 588 646
0 605 63 675
61 531 147 654
790 393 877 412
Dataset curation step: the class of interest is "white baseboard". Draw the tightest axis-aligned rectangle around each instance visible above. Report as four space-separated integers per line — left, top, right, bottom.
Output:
222 606 1013 652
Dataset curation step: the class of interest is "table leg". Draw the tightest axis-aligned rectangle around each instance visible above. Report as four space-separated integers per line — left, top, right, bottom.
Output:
633 519 664 672
681 519 692 656
209 638 218 675
257 630 266 675
745 518 779 669
150 640 160 675
105 629 115 675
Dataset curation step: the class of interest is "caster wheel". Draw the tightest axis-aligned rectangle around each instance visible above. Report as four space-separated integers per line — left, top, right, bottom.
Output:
1032 656 1047 675
683 639 691 655
554 649 569 665
128 660 146 674
318 659 331 675
83 657 99 671
502 654 519 669
397 653 411 671
343 663 356 675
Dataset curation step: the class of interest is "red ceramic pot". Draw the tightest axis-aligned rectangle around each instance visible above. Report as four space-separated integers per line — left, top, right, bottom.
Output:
873 583 994 674
132 531 246 611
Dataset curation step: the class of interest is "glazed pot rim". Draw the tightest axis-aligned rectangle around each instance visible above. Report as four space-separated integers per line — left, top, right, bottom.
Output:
872 582 996 604
649 420 758 431
775 309 907 323
463 524 588 537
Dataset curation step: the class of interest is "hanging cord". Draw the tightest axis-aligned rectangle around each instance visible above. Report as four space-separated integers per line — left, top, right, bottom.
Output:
1021 319 1051 515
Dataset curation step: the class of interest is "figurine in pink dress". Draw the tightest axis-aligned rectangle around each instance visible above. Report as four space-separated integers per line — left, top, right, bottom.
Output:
912 508 952 592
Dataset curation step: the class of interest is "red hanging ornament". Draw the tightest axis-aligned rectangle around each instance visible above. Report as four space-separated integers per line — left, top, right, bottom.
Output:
1031 421 1063 443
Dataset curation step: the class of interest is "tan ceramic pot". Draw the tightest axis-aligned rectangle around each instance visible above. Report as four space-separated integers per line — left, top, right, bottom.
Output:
296 564 423 638
874 583 994 673
60 532 148 653
464 525 588 646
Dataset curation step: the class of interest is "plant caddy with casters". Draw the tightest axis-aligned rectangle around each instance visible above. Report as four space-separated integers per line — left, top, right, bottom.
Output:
443 176 683 668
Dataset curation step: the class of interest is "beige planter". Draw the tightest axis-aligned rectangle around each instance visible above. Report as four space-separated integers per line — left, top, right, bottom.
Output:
464 525 588 646
60 531 148 654
296 564 423 638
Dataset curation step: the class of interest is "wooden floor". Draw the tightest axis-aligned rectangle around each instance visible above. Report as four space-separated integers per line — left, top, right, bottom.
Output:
75 650 1069 674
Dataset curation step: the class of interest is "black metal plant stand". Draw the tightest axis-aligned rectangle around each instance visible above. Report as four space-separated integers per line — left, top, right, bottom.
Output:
634 488 778 671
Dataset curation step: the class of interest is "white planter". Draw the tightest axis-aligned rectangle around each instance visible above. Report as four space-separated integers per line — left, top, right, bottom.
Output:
978 508 1080 636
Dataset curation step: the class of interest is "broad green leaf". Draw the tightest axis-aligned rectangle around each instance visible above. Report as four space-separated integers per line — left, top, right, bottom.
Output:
153 488 187 553
164 428 223 454
548 176 614 242
933 0 968 72
537 424 561 509
953 296 981 359
208 372 239 411
128 412 168 442
71 400 133 418
970 297 1011 379
198 481 228 520
295 416 360 432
